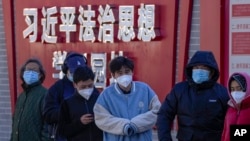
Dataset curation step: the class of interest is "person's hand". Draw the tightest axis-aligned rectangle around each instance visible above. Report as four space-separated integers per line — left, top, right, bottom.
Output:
124 123 137 136
80 114 94 125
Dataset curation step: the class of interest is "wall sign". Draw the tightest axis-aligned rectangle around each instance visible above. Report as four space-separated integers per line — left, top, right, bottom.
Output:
229 0 250 75
23 4 156 43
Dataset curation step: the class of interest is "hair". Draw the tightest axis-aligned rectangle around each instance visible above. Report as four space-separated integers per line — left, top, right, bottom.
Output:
20 58 46 83
109 56 134 74
61 51 87 74
73 66 95 84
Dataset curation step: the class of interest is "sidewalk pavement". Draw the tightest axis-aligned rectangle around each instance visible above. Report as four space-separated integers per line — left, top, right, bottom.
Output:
152 130 177 141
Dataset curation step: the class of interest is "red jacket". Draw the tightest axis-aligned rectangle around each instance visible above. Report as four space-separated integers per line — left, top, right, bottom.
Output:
221 72 250 141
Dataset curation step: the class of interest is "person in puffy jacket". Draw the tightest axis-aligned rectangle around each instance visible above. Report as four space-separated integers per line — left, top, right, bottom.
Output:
157 50 230 141
221 72 250 141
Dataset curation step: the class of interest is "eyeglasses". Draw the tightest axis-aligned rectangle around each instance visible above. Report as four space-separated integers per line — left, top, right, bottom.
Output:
25 69 40 73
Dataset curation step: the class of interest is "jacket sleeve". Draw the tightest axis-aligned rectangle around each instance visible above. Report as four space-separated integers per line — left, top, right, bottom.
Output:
221 106 231 141
94 103 131 135
156 87 178 141
43 85 62 124
217 85 230 114
131 95 161 133
39 89 52 141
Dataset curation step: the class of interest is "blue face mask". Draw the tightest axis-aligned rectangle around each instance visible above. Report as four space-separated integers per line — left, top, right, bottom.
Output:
192 69 210 84
67 73 73 82
23 70 39 85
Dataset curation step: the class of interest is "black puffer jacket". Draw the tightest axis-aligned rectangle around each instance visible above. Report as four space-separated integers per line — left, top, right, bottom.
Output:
157 51 230 141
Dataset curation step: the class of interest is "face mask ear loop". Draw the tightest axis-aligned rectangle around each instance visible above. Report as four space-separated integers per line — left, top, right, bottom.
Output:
109 73 116 84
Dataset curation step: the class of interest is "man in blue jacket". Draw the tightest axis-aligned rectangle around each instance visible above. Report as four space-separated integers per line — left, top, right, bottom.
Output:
43 52 87 141
156 51 230 141
94 56 161 141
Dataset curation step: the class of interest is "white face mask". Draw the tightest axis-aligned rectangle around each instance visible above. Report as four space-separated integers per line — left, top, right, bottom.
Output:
116 75 132 88
231 91 246 104
78 88 94 100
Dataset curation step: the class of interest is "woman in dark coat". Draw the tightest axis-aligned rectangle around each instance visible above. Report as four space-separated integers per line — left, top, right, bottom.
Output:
10 58 50 141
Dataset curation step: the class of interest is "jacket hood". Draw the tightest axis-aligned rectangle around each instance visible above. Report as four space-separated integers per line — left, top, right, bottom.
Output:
227 72 250 108
185 51 219 89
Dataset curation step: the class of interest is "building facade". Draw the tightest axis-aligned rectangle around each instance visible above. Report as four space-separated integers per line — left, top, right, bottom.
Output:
0 0 245 140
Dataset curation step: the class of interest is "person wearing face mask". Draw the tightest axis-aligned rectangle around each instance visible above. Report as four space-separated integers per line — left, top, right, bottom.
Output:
43 51 87 141
221 72 250 141
156 51 229 141
10 58 50 141
93 56 161 141
57 66 103 141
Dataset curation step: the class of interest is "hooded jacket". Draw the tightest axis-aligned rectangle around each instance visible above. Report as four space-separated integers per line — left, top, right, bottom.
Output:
221 72 250 141
157 51 229 141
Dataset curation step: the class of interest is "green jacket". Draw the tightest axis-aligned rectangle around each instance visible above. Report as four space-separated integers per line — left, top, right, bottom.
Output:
10 82 51 141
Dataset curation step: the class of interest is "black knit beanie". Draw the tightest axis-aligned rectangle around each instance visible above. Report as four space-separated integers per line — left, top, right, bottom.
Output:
232 74 246 92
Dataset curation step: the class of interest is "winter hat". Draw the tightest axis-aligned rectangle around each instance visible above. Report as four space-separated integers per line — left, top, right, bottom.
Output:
231 74 246 92
67 56 86 73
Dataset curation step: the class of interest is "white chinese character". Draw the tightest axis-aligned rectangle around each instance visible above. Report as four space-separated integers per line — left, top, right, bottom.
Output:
78 5 96 42
41 6 58 43
138 4 156 42
60 7 76 43
98 4 115 43
23 8 38 42
52 51 67 79
118 6 135 42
